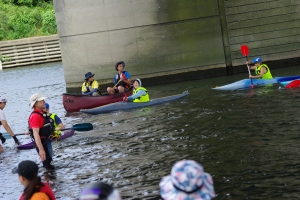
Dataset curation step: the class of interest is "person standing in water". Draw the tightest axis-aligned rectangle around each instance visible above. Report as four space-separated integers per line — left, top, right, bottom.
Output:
28 93 55 170
0 96 20 153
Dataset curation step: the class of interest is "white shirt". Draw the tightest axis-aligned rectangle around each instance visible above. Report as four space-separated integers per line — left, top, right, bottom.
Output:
0 109 6 125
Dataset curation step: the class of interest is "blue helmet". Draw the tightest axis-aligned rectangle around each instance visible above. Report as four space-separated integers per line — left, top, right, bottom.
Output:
252 57 262 63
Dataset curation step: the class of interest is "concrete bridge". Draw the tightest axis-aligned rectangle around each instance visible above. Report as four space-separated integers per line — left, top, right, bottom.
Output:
53 0 300 93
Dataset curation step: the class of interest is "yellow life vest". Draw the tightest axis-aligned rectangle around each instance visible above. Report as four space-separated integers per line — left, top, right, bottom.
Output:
81 80 99 93
50 113 61 137
133 87 149 102
255 64 273 79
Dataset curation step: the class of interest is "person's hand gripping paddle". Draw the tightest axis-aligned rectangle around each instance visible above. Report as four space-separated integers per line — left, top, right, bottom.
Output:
240 45 254 88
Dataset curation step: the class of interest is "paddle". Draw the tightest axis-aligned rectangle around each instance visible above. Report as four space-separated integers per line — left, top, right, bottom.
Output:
113 79 121 89
240 45 254 88
286 80 300 89
1 123 93 139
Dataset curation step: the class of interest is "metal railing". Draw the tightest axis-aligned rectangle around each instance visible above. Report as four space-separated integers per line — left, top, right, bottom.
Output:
0 35 61 69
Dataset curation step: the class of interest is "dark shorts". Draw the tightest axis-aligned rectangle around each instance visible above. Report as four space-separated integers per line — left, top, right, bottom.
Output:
114 88 129 94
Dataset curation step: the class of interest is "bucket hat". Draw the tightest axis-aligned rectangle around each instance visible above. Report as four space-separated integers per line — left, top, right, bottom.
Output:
85 72 95 80
159 160 215 200
79 182 122 200
30 93 47 108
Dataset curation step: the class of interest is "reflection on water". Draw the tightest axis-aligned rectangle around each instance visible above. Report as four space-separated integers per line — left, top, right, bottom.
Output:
1 63 300 199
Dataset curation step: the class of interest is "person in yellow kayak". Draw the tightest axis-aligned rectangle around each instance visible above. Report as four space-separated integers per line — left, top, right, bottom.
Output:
247 57 273 79
123 78 149 102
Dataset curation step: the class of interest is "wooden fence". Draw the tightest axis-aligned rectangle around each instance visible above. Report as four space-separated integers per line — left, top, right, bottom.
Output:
0 35 61 69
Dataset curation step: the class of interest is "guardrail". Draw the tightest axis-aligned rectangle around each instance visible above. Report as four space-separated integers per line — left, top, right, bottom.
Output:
0 35 61 69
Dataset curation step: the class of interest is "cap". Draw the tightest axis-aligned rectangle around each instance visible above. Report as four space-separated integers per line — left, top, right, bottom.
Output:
30 93 47 108
85 72 95 80
252 57 262 63
115 61 125 71
133 78 142 87
0 96 7 103
79 182 122 200
12 160 39 180
45 103 49 109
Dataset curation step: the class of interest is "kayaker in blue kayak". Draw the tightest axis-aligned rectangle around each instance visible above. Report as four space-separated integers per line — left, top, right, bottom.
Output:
82 72 100 96
247 57 273 79
123 78 150 102
107 61 132 95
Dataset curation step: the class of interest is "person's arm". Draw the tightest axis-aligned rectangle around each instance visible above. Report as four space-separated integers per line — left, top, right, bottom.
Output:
32 128 46 161
1 120 20 144
249 67 266 79
249 66 256 70
246 61 256 70
121 72 132 85
54 116 64 131
127 90 146 102
82 82 88 95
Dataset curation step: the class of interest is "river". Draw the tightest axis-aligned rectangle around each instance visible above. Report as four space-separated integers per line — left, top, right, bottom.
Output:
1 62 300 199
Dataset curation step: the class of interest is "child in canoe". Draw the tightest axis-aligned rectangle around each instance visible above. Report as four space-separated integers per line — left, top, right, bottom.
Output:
123 78 149 102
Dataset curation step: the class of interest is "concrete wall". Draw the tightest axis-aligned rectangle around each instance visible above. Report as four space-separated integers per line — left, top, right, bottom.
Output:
53 0 300 91
225 0 300 68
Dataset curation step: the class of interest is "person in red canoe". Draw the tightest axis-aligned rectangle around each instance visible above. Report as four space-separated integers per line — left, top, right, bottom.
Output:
246 57 273 79
107 61 131 95
82 72 100 96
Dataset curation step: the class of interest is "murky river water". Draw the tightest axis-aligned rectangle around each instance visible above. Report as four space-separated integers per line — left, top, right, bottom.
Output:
1 62 300 199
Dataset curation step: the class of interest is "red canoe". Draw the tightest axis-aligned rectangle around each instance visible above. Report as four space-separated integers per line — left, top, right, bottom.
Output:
62 90 132 112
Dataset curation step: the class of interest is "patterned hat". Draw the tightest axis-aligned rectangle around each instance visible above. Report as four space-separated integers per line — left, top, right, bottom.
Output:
159 160 215 200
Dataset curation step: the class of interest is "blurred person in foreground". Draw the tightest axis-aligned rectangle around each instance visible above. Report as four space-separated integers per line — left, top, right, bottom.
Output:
159 159 215 200
79 182 122 200
12 160 56 200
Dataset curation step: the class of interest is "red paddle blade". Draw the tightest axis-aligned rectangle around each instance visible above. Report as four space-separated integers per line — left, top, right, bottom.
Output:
240 45 249 57
286 80 300 89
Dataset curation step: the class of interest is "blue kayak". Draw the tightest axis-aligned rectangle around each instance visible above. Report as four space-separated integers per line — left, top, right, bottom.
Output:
212 75 300 91
81 91 189 115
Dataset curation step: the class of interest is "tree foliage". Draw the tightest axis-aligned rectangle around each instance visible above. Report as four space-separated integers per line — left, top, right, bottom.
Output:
0 0 57 40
